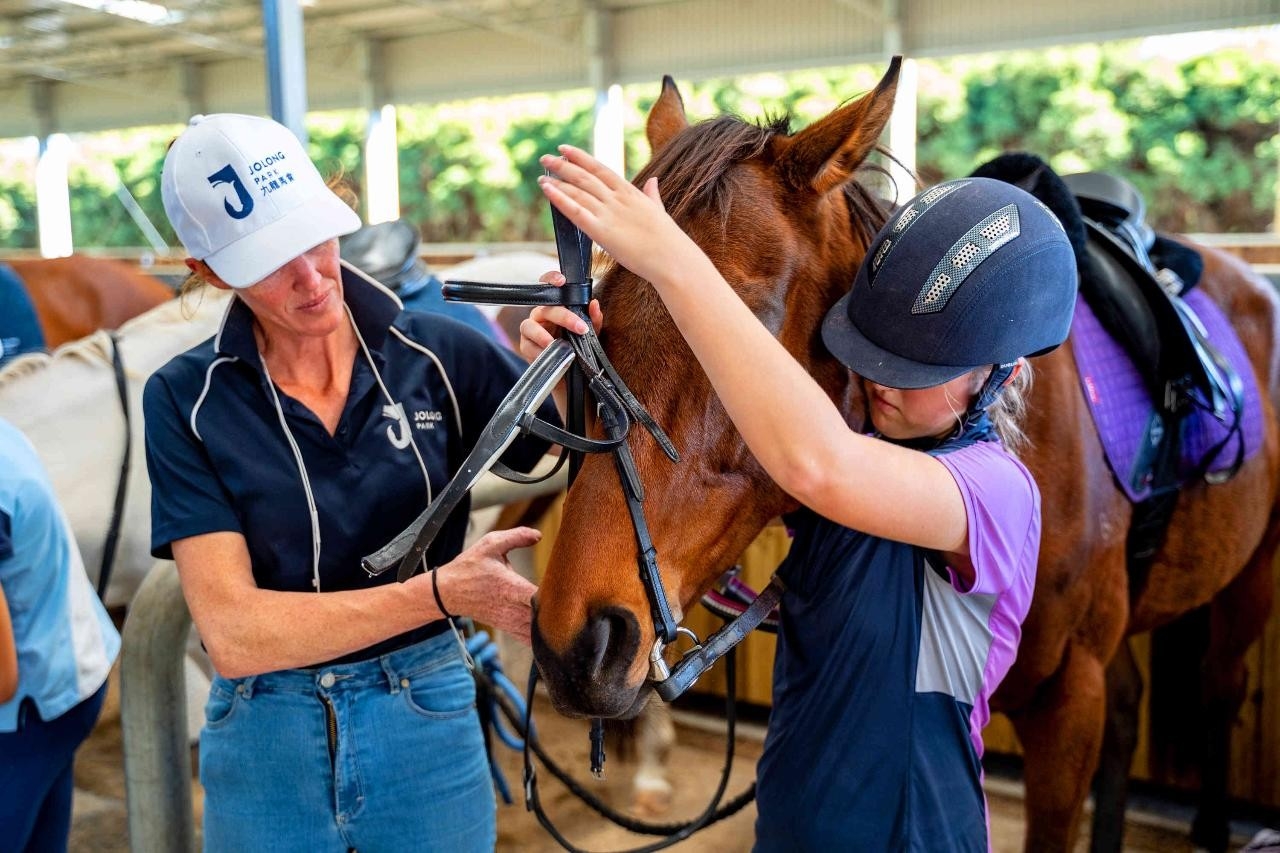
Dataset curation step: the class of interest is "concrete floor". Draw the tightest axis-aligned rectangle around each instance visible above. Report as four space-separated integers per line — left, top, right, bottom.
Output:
69 669 1266 852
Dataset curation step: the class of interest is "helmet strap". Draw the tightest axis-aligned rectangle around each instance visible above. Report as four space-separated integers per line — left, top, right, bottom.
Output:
970 361 1018 416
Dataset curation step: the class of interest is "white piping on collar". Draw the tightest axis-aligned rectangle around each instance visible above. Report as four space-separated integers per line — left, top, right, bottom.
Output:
387 326 464 436
340 257 405 311
190 356 239 442
211 288 238 353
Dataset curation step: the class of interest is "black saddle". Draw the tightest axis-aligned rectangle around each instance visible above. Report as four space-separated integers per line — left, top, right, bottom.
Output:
1064 172 1244 455
338 218 433 293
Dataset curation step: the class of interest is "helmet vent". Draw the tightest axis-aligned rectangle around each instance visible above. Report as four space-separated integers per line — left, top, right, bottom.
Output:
980 214 1012 241
893 205 919 233
923 273 953 305
921 182 964 205
912 203 1022 314
871 238 893 273
872 180 970 285
952 242 981 267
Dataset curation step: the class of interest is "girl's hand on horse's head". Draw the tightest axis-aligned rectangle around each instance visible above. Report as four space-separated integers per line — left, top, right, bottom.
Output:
517 269 603 362
538 145 690 288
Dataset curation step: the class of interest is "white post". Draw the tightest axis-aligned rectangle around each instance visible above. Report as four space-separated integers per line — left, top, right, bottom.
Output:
585 3 624 176
887 57 918 203
36 133 73 259
593 84 626 177
365 103 400 224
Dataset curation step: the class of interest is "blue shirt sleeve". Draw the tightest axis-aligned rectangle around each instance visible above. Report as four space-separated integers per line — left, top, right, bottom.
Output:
143 371 243 560
0 508 11 561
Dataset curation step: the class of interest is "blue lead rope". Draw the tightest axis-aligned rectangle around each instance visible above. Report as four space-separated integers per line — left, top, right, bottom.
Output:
467 630 532 803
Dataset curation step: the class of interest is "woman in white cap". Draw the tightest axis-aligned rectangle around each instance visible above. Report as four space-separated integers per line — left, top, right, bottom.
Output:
523 146 1078 851
144 114 556 852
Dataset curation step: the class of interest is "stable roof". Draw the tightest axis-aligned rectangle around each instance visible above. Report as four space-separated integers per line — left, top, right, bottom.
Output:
1 0 1277 140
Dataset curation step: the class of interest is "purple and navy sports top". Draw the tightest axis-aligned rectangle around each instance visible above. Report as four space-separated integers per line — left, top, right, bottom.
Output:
754 437 1039 852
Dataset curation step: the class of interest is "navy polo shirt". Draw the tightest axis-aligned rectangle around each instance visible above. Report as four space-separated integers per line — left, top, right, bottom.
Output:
143 264 554 664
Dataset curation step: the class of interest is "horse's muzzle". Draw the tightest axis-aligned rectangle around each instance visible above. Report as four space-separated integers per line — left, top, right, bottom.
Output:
531 599 649 719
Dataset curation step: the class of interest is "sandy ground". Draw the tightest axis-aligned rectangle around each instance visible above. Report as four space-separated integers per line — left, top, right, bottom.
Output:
66 665 1273 852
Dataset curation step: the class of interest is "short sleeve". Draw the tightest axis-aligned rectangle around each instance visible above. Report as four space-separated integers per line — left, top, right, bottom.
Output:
143 372 243 559
935 442 1041 596
0 508 11 561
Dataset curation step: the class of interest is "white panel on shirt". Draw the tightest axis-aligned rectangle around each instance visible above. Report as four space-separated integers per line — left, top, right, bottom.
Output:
915 558 996 704
61 513 116 698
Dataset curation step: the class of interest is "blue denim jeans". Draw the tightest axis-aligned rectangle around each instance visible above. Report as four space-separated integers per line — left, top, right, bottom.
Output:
199 632 494 852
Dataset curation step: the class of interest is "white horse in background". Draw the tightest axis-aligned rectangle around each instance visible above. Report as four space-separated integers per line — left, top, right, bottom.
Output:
0 287 232 608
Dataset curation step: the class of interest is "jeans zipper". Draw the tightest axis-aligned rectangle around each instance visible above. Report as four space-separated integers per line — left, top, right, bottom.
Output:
321 695 338 771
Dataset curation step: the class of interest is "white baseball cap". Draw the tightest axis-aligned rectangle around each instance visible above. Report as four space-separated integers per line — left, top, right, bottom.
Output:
161 113 362 288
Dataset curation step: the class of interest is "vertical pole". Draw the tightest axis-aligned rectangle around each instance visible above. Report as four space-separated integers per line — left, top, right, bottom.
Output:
585 4 624 177
262 0 308 142
360 40 400 225
31 80 72 258
882 0 917 202
121 562 196 853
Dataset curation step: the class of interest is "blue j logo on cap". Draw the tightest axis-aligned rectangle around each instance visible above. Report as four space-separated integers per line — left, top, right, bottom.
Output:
207 164 254 220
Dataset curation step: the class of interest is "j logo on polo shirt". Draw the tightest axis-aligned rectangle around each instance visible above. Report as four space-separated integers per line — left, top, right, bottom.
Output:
382 403 412 450
206 164 254 220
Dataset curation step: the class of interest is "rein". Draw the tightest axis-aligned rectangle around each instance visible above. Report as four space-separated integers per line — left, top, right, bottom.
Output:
360 206 780 849
98 332 131 601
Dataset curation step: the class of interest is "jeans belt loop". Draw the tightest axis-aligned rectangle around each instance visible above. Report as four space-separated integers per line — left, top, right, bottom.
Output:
379 654 401 694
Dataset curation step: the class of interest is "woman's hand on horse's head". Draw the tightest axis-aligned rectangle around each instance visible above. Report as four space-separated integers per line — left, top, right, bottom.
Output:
430 526 541 645
517 268 603 362
538 145 694 290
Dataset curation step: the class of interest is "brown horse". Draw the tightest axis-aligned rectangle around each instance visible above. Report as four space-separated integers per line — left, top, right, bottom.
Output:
530 61 1280 851
7 255 173 346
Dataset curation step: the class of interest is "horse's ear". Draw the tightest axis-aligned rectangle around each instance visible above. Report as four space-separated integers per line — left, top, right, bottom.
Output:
779 57 901 196
646 75 689 155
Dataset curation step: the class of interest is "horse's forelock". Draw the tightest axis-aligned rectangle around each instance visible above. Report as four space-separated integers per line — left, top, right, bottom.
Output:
637 114 789 224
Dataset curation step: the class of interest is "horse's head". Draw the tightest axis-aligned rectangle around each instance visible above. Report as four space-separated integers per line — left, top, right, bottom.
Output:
532 61 900 717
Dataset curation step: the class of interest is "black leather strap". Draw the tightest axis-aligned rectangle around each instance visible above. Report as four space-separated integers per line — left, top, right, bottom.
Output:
653 577 786 702
99 333 130 601
442 280 593 307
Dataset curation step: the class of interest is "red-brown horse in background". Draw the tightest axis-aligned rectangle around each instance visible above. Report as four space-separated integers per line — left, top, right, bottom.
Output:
7 255 173 346
530 61 1280 851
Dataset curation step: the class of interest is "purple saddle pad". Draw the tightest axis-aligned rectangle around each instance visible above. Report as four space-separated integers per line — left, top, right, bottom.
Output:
1071 290 1264 503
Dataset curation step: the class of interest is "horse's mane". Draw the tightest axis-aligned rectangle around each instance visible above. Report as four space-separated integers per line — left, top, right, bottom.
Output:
599 112 888 346
0 331 115 388
0 294 222 390
0 352 54 385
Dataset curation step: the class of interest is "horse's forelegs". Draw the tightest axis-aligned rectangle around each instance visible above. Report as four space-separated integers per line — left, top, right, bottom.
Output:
1089 639 1143 853
1192 531 1277 853
631 701 676 817
1013 642 1108 853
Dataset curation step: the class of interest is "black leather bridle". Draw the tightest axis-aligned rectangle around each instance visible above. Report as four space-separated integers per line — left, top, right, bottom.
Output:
360 210 783 703
360 208 785 850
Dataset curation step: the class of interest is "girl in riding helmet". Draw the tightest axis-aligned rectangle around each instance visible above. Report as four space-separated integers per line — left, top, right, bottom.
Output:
522 154 1077 852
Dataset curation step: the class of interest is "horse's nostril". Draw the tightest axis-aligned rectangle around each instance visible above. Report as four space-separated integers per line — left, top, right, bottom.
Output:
588 615 611 678
581 608 639 686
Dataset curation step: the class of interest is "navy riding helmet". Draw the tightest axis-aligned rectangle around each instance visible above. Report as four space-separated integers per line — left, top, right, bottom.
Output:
822 177 1077 399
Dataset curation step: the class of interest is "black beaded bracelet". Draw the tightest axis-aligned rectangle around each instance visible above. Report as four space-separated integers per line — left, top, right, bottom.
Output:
430 567 456 621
